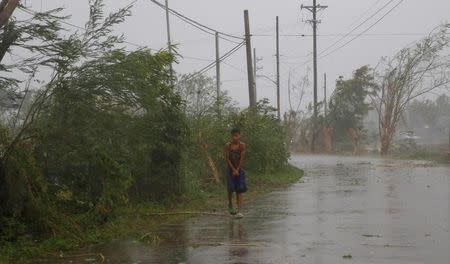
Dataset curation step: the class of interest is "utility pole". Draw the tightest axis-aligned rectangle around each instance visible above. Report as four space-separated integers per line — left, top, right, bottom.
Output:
164 0 173 83
276 16 281 120
447 120 450 161
288 71 292 112
244 10 256 108
253 49 263 101
301 0 327 152
253 48 257 101
215 32 221 116
323 73 327 116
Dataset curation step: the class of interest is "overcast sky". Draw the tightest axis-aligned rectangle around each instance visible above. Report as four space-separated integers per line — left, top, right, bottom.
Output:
21 0 450 112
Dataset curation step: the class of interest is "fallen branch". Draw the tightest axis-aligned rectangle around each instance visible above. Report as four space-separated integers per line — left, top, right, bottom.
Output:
52 252 105 262
198 132 221 183
146 211 226 216
191 242 264 247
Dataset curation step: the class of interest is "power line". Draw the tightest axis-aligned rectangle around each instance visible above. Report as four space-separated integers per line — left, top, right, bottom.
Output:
279 0 410 72
148 0 244 44
252 33 428 37
222 61 246 73
197 41 244 75
320 0 405 59
184 41 245 81
182 56 215 62
252 18 308 36
348 0 384 28
18 2 243 81
318 0 400 57
291 0 405 71
222 78 246 83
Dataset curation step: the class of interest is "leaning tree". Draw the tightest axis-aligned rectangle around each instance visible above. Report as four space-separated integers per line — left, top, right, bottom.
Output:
328 65 376 154
371 24 450 155
285 70 308 151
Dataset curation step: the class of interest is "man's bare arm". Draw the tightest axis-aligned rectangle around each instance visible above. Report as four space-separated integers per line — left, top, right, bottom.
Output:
236 143 246 171
224 143 237 171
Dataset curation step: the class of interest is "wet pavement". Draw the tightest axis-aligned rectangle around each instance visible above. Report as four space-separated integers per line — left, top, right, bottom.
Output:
49 155 450 264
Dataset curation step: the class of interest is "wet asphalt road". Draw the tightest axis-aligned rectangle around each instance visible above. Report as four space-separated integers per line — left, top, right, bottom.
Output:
51 155 450 264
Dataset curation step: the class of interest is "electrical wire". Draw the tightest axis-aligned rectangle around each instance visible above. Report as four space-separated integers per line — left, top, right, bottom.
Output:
320 0 405 59
182 56 215 62
222 78 246 83
348 0 384 28
291 0 405 71
184 41 245 81
252 18 308 36
196 41 244 76
222 61 246 73
148 0 244 44
252 33 427 38
318 0 400 57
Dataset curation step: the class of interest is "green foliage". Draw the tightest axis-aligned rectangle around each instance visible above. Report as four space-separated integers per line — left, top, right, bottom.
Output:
34 48 187 210
390 139 449 163
372 25 450 154
391 138 419 154
176 74 234 192
435 94 450 116
176 75 289 195
0 1 292 260
229 100 289 172
328 65 376 140
1 0 188 247
409 94 450 128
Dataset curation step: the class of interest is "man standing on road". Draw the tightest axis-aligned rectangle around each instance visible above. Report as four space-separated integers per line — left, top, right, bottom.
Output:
224 128 247 219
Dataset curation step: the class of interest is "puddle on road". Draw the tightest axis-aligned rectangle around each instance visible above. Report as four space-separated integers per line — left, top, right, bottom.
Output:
43 155 450 264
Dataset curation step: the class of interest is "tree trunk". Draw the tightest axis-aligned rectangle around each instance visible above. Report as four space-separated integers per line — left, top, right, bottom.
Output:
0 0 19 29
321 126 333 153
380 131 392 155
299 129 310 153
348 128 361 155
0 21 19 63
380 111 395 155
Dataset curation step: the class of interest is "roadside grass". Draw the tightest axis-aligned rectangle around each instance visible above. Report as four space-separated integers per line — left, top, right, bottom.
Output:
0 165 304 263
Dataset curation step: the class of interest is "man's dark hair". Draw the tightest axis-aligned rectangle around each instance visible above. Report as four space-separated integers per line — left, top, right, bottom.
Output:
231 128 241 135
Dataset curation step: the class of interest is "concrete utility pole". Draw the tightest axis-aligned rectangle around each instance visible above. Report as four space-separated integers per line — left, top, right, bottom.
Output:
253 48 257 101
288 71 293 111
276 16 281 120
164 0 173 82
244 10 256 108
253 49 263 101
215 32 221 115
324 73 327 116
0 0 19 28
301 0 327 152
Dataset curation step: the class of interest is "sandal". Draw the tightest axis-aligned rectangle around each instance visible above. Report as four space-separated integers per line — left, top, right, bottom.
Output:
228 207 237 215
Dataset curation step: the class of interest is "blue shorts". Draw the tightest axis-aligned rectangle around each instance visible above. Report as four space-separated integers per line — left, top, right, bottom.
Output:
226 169 247 193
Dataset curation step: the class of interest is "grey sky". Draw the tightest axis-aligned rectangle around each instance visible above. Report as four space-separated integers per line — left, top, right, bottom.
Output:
28 0 450 112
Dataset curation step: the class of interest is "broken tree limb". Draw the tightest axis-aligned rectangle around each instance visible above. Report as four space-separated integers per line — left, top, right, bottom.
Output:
198 132 221 183
146 211 226 216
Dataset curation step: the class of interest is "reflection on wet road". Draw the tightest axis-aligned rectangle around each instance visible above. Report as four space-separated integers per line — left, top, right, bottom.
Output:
55 155 450 263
